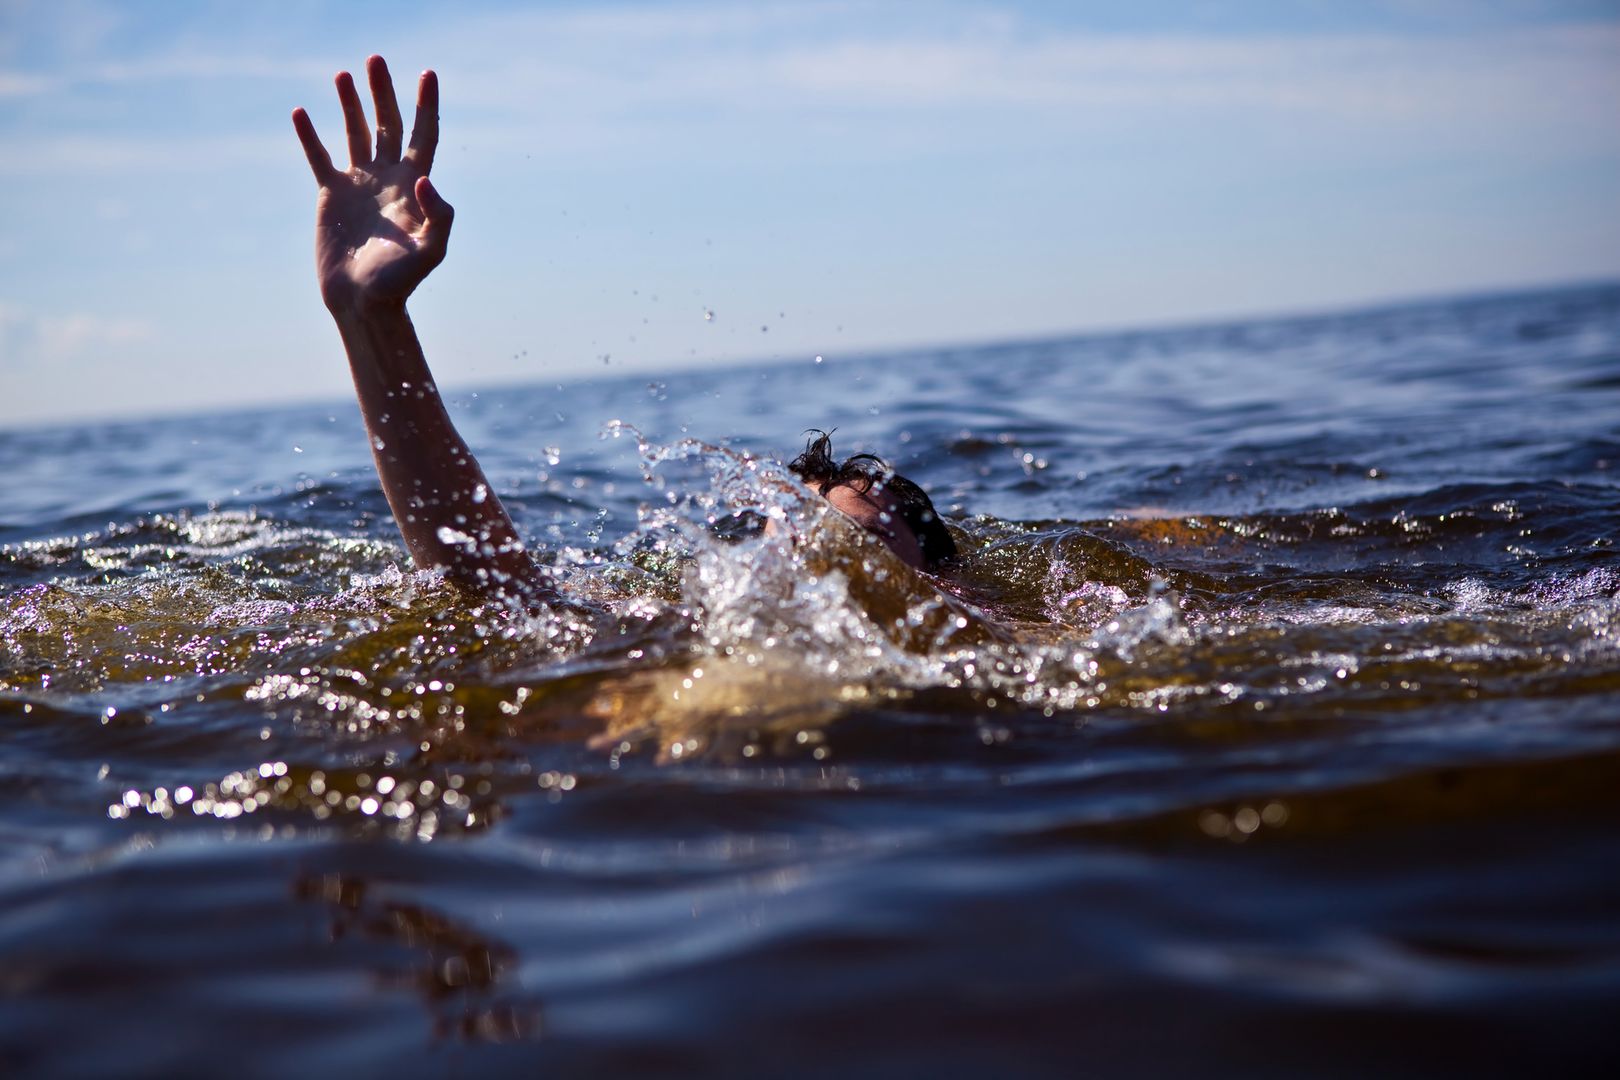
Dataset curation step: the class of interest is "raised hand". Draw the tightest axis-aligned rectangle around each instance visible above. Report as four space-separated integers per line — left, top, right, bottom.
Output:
292 56 451 312
289 58 554 605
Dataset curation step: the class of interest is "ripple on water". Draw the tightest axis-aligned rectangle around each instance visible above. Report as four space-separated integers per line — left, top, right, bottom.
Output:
3 285 1619 1073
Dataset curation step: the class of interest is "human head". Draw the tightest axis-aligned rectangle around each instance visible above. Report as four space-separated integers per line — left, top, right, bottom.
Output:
787 431 957 571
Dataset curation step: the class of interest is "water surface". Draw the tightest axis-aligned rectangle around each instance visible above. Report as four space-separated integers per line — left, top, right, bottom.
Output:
2 283 1618 1076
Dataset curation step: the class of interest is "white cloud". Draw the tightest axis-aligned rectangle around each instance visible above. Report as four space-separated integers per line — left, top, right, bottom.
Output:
3 5 1617 175
0 300 152 369
0 69 50 97
412 11 1620 150
0 132 286 176
81 53 333 86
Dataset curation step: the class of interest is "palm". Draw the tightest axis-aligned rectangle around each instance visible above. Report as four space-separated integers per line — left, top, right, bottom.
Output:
293 57 451 309
316 165 430 302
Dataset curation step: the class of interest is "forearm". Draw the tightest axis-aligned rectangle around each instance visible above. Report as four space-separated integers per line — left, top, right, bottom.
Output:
331 300 549 602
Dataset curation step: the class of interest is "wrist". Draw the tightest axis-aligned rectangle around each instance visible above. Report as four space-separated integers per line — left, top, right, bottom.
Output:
325 288 408 322
328 295 424 381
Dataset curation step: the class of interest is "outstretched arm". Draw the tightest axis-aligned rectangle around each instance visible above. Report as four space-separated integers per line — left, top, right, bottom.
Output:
292 56 552 605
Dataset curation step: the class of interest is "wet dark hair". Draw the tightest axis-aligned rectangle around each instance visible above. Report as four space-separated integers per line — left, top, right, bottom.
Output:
787 430 957 569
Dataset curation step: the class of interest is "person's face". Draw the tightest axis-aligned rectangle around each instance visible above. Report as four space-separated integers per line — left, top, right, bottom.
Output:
821 481 926 569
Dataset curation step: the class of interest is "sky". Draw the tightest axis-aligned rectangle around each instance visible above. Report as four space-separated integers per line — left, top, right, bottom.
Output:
2 0 1618 428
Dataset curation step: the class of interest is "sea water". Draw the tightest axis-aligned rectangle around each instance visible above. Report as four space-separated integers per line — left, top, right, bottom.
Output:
2 283 1618 1075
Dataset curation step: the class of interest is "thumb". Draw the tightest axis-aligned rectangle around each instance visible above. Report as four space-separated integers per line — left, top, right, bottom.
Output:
415 175 454 251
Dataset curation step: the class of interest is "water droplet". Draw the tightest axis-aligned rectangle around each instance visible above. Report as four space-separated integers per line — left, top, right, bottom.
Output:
703 308 715 322
372 436 386 450
814 355 824 364
292 445 303 453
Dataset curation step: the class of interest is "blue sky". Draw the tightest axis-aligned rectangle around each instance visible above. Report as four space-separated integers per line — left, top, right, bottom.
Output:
3 0 1618 427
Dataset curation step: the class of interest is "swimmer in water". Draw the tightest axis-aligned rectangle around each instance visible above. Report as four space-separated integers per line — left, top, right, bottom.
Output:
291 56 955 605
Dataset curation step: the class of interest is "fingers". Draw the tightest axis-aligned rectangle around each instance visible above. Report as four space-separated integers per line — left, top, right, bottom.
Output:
335 70 371 168
405 69 439 172
367 55 403 164
291 107 336 185
415 176 454 261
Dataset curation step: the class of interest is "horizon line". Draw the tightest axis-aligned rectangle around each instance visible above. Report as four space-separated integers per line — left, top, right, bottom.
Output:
6 274 1616 436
